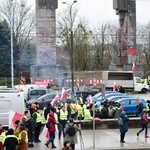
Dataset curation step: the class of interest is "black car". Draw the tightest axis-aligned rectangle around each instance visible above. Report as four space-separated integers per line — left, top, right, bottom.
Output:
26 93 61 109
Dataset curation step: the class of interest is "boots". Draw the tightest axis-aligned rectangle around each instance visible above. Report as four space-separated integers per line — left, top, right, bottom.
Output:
52 142 56 148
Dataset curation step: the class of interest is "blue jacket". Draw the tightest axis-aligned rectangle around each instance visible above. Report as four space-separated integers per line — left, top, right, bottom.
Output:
119 113 129 133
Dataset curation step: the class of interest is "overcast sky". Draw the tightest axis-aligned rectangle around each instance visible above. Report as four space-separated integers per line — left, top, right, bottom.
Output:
28 0 150 27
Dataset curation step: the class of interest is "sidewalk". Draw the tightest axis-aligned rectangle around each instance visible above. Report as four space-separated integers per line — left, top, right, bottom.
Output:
30 128 150 150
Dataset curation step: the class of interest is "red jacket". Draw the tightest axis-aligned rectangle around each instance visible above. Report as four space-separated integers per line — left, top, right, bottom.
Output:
48 112 56 132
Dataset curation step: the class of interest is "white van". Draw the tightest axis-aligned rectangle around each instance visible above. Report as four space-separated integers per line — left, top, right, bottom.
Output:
0 90 25 127
14 84 45 102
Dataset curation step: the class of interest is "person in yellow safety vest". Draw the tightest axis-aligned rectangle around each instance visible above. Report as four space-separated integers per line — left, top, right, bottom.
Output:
58 106 68 140
0 124 6 150
77 102 84 120
146 100 150 117
2 128 18 150
70 102 78 120
41 107 47 126
84 106 92 121
113 103 122 118
17 123 28 150
21 110 29 124
144 78 149 85
32 108 42 143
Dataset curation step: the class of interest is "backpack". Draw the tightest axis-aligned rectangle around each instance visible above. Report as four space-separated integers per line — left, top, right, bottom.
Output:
118 117 123 125
67 124 76 136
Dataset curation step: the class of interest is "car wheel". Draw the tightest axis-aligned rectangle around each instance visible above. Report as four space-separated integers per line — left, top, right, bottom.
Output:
141 88 147 94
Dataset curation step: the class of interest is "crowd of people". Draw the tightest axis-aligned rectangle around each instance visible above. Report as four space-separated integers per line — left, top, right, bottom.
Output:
1 90 150 149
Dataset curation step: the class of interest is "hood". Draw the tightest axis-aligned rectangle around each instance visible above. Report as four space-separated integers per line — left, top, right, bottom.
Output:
49 112 54 117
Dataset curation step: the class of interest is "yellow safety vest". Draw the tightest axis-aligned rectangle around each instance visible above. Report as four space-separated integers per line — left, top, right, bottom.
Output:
2 135 18 144
71 104 75 114
59 110 68 120
84 109 92 121
77 105 84 117
146 103 150 111
41 107 47 124
0 132 6 143
18 130 28 143
35 112 41 123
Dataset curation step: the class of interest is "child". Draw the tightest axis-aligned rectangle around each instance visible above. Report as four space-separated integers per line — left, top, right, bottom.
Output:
61 140 72 150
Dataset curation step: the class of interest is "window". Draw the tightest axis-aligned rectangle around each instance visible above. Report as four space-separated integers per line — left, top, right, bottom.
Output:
120 100 129 105
130 99 138 105
30 90 38 95
38 90 46 96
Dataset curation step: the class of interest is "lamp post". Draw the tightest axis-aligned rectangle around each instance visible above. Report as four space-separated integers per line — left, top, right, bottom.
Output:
62 0 77 96
10 0 14 88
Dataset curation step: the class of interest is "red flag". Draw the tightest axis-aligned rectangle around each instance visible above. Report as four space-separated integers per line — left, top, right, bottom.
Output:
132 62 136 73
51 94 60 107
9 110 22 129
60 88 68 101
113 82 117 92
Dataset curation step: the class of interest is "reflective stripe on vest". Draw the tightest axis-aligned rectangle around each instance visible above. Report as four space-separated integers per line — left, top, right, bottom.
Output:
36 112 41 123
59 110 68 120
3 135 18 144
18 131 28 143
0 132 6 142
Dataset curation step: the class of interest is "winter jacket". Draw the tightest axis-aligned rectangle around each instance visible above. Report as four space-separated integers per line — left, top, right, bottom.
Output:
48 112 56 132
119 113 129 133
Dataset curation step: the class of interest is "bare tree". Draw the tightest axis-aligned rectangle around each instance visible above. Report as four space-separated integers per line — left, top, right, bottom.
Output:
0 0 35 67
57 4 92 71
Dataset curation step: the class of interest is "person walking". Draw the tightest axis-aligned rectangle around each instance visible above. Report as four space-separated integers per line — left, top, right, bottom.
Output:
136 100 143 116
137 108 149 138
64 118 80 150
119 111 129 143
58 106 68 140
45 111 57 148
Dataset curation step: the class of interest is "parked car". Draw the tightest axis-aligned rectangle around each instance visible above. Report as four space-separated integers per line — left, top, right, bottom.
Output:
28 88 56 101
26 93 61 109
95 92 126 106
116 98 146 116
91 91 120 101
107 95 133 101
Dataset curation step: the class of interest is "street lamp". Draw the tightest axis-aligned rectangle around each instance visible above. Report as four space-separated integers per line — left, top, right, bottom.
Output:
62 0 77 96
10 0 14 88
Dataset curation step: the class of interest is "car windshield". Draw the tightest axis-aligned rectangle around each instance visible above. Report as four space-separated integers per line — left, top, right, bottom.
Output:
37 93 56 100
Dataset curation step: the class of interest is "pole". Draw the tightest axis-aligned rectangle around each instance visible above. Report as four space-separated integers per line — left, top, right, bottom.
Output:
71 30 74 96
93 105 95 148
10 0 14 88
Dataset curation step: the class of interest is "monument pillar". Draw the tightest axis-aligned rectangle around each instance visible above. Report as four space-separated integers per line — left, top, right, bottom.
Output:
111 0 144 77
30 0 63 84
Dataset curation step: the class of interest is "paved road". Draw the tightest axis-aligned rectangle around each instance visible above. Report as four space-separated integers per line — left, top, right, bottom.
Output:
29 128 150 150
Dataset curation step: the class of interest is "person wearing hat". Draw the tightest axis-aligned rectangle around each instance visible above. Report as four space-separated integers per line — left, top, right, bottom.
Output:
137 108 149 138
119 111 129 143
